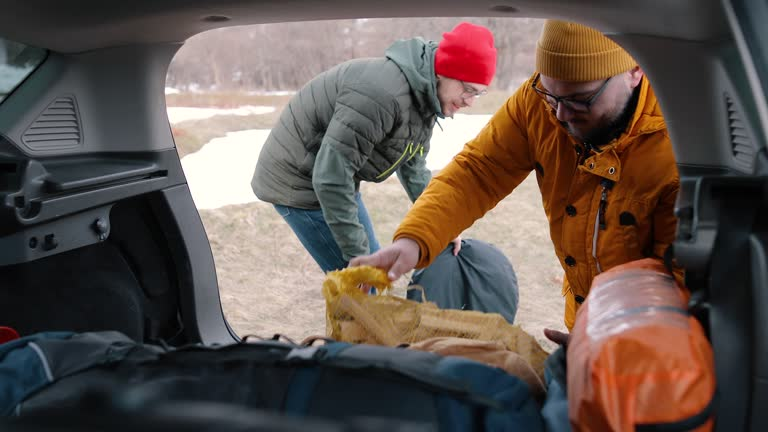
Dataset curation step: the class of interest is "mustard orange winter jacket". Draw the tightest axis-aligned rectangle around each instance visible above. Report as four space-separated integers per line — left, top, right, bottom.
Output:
394 75 680 329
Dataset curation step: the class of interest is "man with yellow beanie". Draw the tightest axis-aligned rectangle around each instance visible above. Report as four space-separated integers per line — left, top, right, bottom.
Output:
351 20 680 345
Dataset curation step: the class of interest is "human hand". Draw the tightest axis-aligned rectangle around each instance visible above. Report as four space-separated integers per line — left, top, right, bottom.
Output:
349 237 420 281
450 236 462 256
543 328 570 347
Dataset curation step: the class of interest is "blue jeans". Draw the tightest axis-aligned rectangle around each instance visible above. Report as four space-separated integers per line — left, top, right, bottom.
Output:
274 192 381 273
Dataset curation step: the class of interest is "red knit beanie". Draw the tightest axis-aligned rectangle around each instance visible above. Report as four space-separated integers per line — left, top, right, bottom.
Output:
0 326 19 344
435 22 497 86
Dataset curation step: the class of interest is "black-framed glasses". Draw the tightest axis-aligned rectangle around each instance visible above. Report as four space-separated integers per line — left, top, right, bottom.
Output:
459 80 488 99
531 73 612 113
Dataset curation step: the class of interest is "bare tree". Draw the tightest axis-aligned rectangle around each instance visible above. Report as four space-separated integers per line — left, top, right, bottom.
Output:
166 17 544 92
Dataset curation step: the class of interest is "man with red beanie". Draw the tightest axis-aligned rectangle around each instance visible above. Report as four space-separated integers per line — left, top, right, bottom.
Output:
252 22 496 273
352 20 681 345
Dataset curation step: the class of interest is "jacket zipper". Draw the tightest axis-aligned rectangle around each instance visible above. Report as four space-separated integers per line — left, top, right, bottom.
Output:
406 143 424 161
592 178 614 273
376 142 422 179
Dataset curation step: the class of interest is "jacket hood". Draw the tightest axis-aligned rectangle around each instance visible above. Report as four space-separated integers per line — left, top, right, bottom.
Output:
621 77 666 144
385 37 443 117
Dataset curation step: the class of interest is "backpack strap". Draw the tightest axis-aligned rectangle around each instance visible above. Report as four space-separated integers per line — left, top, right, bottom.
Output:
282 342 352 416
1 331 142 416
33 331 157 378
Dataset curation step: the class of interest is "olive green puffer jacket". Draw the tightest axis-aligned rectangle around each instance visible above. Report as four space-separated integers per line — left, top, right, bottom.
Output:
252 37 443 260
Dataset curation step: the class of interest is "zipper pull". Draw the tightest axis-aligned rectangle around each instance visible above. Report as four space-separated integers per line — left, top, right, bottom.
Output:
598 179 614 230
575 144 585 165
599 189 608 230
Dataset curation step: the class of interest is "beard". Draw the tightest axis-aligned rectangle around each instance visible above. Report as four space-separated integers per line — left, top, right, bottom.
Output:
562 84 641 148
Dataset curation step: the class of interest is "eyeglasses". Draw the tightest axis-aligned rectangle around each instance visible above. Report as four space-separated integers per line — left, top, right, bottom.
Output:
459 80 488 99
531 73 612 113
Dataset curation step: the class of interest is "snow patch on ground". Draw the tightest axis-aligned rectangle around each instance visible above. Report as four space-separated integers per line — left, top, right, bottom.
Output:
167 105 275 124
178 111 492 209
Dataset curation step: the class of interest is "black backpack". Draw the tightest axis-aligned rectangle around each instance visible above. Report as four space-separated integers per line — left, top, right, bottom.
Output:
4 331 544 431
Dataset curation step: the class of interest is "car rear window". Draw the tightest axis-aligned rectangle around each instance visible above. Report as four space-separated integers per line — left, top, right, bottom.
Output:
0 38 47 104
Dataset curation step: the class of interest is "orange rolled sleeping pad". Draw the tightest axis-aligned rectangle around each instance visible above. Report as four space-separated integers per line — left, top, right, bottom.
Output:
567 259 715 431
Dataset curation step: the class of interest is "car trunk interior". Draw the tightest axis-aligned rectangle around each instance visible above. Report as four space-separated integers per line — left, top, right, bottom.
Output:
0 0 767 429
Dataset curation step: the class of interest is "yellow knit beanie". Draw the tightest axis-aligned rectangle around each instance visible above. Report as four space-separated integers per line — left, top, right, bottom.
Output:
535 20 636 82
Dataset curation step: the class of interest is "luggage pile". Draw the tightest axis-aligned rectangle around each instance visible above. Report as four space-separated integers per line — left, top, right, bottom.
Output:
2 331 545 431
0 259 717 431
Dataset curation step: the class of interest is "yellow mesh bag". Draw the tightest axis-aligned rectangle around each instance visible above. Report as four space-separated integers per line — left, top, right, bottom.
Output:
322 265 550 379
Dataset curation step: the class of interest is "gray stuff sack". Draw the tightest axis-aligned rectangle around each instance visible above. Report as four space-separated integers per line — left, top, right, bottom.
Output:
407 238 519 324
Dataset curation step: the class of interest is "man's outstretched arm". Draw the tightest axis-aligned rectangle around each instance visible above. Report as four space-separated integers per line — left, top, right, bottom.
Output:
349 237 421 281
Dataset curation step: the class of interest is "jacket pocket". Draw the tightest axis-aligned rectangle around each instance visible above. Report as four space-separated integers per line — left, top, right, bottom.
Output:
376 141 413 180
619 200 652 261
298 152 316 178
